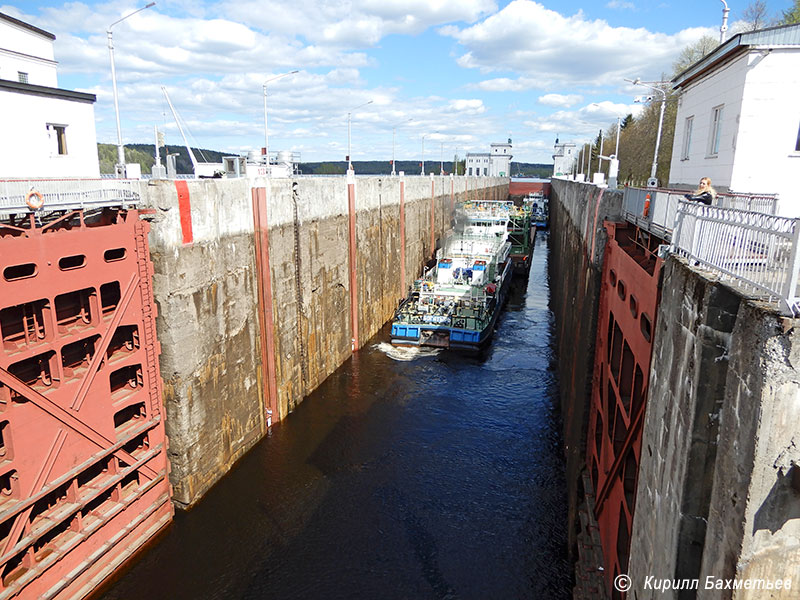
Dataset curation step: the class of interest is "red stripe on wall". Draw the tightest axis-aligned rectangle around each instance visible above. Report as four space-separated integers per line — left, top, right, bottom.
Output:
175 180 193 244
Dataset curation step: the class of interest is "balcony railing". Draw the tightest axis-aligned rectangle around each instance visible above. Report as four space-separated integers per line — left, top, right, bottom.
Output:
622 186 798 314
0 178 141 215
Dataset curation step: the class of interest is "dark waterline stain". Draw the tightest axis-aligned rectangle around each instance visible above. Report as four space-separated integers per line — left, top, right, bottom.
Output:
100 232 570 600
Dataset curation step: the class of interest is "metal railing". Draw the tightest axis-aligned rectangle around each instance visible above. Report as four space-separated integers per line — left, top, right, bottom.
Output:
0 178 141 215
671 201 800 312
622 187 779 241
622 186 800 314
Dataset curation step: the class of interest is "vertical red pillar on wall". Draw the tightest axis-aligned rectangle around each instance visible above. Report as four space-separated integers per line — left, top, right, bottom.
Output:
347 175 360 351
399 178 406 295
175 180 193 245
251 187 279 424
430 177 435 258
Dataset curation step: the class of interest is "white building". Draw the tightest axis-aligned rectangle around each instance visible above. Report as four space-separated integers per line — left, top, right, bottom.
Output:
0 12 100 178
552 140 577 176
668 23 800 216
466 139 513 176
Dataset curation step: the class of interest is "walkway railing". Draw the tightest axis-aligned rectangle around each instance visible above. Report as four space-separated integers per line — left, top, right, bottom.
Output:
623 186 799 313
0 178 141 215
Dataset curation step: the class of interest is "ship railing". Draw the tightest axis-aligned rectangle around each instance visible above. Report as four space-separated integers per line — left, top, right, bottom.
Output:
0 178 141 216
671 200 800 315
622 186 779 241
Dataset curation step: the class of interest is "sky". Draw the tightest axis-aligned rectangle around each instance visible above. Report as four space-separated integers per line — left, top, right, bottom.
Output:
3 0 794 164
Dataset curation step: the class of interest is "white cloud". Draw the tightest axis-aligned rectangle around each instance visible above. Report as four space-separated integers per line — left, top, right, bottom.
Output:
524 101 642 142
447 99 486 113
441 0 716 86
538 93 583 107
606 1 635 9
221 0 498 48
473 77 541 91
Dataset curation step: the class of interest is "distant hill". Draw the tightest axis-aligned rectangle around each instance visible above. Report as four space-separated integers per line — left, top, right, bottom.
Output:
98 144 552 178
98 143 228 175
299 161 552 178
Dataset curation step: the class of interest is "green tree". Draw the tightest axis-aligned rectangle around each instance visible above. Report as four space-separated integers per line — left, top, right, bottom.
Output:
740 0 770 30
779 0 800 23
672 35 718 75
315 162 344 174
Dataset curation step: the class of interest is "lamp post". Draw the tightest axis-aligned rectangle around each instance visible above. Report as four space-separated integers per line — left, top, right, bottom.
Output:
719 0 730 43
263 70 298 174
107 2 155 178
421 134 427 175
440 141 445 175
391 118 412 176
626 77 667 187
347 100 373 173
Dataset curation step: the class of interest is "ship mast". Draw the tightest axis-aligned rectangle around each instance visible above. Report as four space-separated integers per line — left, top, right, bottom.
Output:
161 86 199 177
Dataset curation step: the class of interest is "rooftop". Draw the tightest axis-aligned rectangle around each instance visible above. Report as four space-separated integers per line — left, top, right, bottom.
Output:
673 22 800 89
0 11 56 41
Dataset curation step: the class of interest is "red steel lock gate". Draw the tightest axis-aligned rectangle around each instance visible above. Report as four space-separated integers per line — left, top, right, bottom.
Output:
0 199 172 600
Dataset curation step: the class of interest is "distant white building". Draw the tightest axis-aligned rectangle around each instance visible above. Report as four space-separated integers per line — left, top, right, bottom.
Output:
552 139 577 176
466 139 513 176
668 23 800 216
0 11 100 178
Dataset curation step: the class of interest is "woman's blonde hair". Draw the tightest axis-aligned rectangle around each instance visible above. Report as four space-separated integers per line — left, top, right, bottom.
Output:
696 177 717 198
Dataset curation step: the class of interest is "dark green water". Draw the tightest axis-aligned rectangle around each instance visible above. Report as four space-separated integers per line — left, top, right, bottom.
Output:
100 232 570 600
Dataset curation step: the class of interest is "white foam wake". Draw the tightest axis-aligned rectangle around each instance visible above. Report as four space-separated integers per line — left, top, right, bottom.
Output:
373 342 441 362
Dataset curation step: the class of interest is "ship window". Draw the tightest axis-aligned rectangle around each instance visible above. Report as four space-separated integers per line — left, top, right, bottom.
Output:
609 269 617 287
617 280 626 301
17 72 28 84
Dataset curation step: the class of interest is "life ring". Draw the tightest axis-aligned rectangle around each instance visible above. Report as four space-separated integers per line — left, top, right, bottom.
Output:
26 189 44 211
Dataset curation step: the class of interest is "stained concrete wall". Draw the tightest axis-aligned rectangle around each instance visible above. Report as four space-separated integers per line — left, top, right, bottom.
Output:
548 179 623 556
629 257 800 599
143 174 506 508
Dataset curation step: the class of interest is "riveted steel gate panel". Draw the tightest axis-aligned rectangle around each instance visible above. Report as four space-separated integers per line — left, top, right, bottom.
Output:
0 208 172 599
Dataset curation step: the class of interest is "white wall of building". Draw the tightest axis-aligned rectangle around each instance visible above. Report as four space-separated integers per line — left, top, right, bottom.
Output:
490 143 512 176
732 49 800 215
669 52 748 193
0 18 58 87
669 48 800 216
466 154 491 176
0 90 100 178
553 143 576 176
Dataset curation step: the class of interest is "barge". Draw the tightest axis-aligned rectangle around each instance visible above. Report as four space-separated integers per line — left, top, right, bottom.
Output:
391 200 528 350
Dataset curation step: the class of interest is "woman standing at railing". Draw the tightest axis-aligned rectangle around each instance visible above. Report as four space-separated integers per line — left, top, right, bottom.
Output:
684 177 717 205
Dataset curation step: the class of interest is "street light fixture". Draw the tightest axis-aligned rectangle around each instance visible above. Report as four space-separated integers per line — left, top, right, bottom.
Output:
626 77 667 187
421 133 427 175
391 118 412 176
347 100 373 173
719 0 730 43
263 70 298 174
107 2 155 178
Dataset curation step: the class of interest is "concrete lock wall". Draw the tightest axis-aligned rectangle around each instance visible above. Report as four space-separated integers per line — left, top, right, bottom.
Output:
629 257 800 600
142 175 507 508
548 179 623 556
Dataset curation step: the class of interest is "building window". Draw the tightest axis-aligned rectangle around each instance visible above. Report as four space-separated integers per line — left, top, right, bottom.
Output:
18 71 28 84
682 116 693 160
47 124 68 155
468 167 472 176
708 105 724 156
